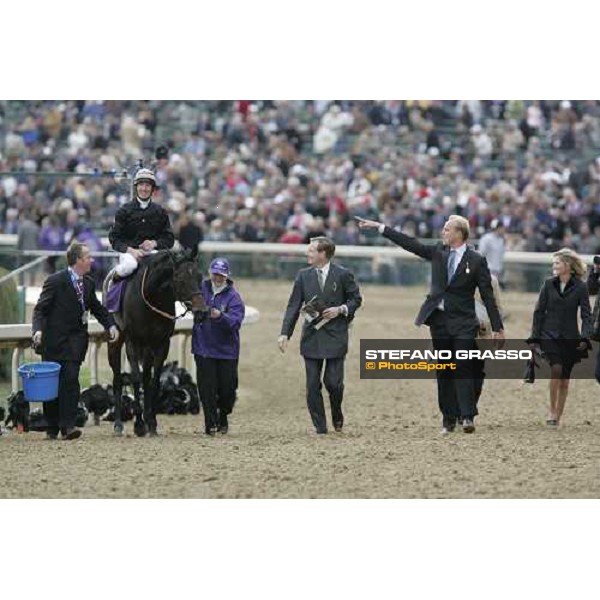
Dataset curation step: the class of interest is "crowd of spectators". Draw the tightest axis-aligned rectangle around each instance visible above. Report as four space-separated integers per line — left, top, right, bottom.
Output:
3 100 600 261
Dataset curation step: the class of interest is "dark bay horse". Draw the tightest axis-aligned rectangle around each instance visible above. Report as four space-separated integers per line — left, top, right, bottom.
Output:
107 249 202 436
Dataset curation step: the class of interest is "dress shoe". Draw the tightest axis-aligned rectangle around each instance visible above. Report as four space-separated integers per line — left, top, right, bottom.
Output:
62 428 82 440
442 417 456 434
461 419 475 433
218 412 229 435
45 431 58 440
315 429 327 435
205 426 218 437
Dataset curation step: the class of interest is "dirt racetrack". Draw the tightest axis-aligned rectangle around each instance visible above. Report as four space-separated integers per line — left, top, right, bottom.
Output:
1 280 599 498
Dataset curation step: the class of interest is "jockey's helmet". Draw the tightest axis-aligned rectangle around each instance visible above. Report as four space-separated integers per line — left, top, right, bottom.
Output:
133 168 157 188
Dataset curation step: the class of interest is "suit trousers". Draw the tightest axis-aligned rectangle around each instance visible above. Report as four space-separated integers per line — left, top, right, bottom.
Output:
43 360 81 434
429 310 478 422
304 357 344 433
194 356 238 432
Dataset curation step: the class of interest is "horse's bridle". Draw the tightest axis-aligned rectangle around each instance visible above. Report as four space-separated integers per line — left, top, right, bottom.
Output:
141 266 191 321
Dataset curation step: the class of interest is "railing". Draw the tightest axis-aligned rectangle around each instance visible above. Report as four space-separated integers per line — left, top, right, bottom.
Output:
0 308 259 394
0 235 574 294
0 234 575 263
0 317 197 393
0 256 48 286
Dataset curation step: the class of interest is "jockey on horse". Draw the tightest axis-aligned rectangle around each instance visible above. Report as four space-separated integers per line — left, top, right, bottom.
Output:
109 167 175 283
104 168 202 436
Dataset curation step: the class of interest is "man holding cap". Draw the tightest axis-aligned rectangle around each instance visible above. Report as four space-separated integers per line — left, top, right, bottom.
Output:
279 237 362 434
192 257 245 436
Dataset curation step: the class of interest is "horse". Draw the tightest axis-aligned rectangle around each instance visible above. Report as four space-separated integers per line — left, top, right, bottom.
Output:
106 249 202 436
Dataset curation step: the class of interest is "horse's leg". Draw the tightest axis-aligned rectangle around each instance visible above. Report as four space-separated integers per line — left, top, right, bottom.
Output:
127 341 146 437
141 349 155 435
126 340 143 406
147 341 170 436
107 333 124 436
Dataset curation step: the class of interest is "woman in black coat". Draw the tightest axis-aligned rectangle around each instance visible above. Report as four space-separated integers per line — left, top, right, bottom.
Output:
528 248 592 426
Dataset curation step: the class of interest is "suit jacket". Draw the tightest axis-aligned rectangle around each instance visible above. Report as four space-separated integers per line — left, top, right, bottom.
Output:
280 263 362 359
382 227 503 336
530 276 592 341
32 269 115 362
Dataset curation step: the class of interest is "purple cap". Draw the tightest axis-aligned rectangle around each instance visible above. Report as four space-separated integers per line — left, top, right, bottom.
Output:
210 257 230 276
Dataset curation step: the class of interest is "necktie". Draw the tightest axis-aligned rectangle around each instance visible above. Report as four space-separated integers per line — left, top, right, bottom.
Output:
317 268 325 291
447 251 457 281
75 277 85 308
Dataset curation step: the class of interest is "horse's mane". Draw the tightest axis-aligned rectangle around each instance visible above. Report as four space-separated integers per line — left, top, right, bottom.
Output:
139 250 173 269
140 249 195 270
134 249 199 300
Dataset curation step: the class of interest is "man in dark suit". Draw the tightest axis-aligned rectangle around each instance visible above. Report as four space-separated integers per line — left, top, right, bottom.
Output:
32 241 119 440
357 215 504 434
278 237 362 434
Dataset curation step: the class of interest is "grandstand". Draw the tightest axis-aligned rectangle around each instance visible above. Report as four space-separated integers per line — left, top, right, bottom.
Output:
1 100 600 250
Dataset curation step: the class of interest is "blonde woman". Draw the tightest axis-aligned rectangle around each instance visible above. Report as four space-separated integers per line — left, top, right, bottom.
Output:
528 248 592 426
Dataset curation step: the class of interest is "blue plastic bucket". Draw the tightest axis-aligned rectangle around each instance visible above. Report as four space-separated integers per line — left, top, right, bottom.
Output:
18 362 62 402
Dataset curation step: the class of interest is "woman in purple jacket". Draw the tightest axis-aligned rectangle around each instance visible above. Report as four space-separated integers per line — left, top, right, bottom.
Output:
192 258 245 435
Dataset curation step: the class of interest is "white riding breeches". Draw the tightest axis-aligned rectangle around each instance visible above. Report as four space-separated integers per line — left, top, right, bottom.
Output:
115 250 159 277
115 253 139 277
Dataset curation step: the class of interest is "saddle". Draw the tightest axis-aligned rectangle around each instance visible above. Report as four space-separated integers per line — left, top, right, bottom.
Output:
102 268 131 316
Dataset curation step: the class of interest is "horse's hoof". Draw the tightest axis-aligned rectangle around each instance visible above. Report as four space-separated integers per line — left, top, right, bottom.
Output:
94 414 101 426
114 423 124 436
134 423 147 437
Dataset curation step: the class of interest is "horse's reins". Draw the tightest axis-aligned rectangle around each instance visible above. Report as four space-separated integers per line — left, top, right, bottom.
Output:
140 266 190 321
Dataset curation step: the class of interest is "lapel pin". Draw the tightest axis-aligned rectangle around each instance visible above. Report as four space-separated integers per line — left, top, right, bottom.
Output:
332 282 337 292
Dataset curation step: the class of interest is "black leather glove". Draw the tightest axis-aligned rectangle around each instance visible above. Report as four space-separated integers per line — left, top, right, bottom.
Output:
193 309 208 325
